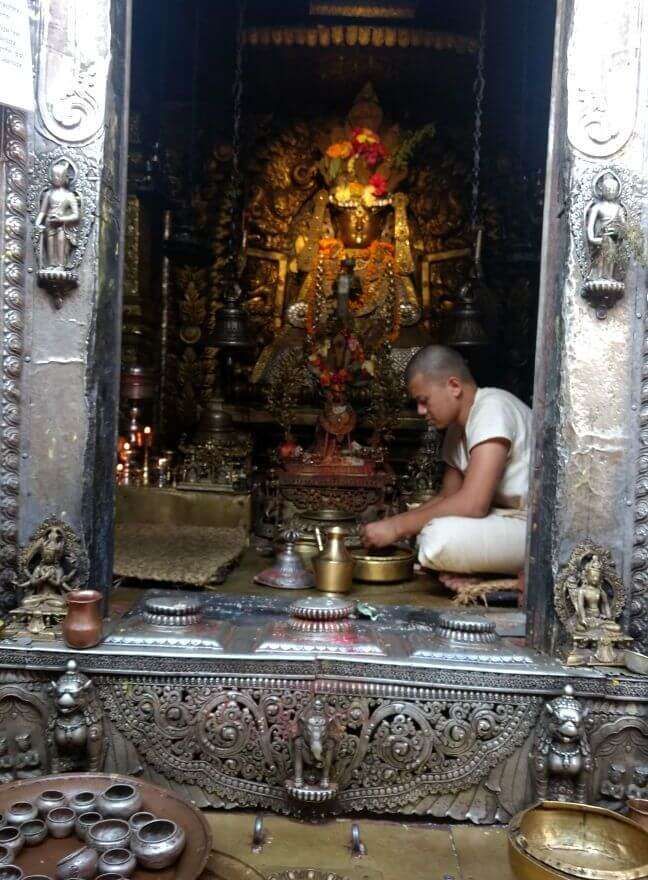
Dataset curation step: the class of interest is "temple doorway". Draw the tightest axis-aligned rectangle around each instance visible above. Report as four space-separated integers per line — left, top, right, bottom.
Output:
113 0 556 623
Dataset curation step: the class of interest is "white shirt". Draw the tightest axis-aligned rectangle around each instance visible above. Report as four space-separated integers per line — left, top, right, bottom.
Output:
441 387 532 510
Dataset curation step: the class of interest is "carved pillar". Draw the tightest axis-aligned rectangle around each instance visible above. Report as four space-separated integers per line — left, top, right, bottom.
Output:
7 0 132 599
526 0 648 651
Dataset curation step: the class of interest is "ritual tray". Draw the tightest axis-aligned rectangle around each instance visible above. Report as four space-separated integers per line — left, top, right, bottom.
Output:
0 773 211 880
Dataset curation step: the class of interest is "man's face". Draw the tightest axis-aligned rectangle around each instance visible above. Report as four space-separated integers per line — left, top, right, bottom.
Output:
408 372 461 429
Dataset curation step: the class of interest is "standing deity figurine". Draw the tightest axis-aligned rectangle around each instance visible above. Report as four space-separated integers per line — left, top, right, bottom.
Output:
586 172 626 281
582 171 626 317
35 159 80 270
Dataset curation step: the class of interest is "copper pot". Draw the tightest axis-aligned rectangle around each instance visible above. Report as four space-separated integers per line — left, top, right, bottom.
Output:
62 590 103 649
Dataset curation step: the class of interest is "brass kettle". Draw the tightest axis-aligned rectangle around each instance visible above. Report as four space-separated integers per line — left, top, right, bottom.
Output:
313 526 354 594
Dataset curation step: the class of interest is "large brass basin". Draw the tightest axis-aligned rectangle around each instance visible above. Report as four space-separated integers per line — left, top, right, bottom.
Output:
508 801 648 880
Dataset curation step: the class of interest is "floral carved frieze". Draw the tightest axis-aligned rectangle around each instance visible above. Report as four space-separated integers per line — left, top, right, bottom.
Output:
99 679 541 813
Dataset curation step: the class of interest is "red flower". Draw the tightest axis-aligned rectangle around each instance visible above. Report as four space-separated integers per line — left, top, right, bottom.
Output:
369 172 388 197
351 128 388 168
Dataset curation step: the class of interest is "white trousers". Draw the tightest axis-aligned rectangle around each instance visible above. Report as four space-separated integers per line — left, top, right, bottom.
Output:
417 509 527 575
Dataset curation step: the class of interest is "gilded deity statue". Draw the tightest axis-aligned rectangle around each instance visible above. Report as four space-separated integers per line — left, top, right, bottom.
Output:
253 84 432 387
286 84 423 344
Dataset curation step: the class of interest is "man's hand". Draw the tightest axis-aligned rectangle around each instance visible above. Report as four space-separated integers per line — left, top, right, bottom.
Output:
360 518 401 549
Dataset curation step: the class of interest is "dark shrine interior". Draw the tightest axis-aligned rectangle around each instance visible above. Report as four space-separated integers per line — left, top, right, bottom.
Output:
114 0 557 604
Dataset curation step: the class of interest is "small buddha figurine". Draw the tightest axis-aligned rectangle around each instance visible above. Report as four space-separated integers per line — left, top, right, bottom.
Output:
585 172 626 283
627 765 648 800
0 735 15 784
600 762 626 808
14 732 42 779
570 554 621 633
35 159 80 270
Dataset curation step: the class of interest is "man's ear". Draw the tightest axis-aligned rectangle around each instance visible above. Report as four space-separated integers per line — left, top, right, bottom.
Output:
447 376 462 397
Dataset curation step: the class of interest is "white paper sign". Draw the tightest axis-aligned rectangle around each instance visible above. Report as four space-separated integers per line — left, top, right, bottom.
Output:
0 0 34 111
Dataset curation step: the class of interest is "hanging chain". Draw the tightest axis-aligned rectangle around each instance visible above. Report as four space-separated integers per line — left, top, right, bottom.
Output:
188 0 201 195
470 0 486 231
229 0 246 281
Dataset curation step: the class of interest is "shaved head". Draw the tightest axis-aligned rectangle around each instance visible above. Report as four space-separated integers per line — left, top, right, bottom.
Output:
404 345 473 385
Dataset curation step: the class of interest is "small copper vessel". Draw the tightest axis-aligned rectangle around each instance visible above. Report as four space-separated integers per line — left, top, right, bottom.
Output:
62 590 103 649
313 526 354 595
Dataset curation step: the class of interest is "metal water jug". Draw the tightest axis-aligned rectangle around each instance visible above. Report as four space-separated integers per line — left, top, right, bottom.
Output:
313 526 354 594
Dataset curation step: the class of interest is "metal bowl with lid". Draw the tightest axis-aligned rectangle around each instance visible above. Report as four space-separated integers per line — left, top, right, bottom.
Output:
508 800 648 880
350 546 415 583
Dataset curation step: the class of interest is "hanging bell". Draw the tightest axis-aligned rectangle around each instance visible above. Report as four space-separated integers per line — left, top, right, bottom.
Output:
210 280 253 350
446 228 490 349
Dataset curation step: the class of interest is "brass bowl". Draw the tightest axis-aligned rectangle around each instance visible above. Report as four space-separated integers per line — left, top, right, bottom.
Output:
350 547 415 583
508 801 648 880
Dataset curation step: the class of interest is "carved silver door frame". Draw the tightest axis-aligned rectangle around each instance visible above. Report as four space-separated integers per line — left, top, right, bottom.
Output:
0 109 28 595
526 0 648 653
0 0 132 605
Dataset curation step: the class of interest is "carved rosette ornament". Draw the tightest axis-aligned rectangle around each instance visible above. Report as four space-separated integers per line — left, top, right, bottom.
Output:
26 150 99 308
0 110 28 607
7 517 88 638
555 542 632 666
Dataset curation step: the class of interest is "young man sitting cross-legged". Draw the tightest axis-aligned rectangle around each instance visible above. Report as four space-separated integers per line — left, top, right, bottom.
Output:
360 345 532 599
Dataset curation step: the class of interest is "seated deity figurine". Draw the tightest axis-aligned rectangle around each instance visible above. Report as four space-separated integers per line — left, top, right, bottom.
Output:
0 736 15 784
361 345 532 595
627 765 648 800
18 525 76 613
14 732 42 779
569 554 621 633
600 762 626 808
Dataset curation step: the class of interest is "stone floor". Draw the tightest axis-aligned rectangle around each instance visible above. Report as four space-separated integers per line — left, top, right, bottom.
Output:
201 810 515 880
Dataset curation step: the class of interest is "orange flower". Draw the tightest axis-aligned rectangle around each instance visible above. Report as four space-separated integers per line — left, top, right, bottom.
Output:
349 182 365 197
326 141 353 159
